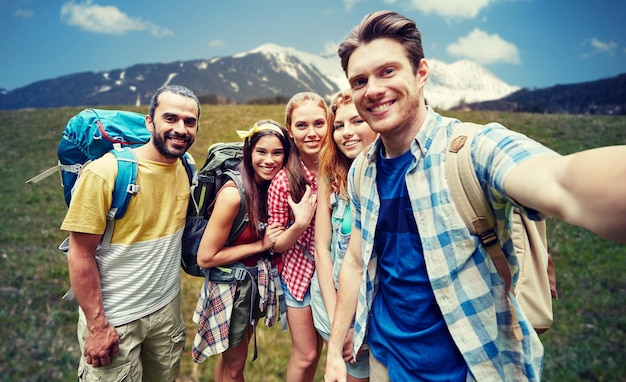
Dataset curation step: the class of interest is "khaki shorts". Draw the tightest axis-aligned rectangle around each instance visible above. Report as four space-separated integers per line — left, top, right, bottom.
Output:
370 351 390 382
77 293 185 382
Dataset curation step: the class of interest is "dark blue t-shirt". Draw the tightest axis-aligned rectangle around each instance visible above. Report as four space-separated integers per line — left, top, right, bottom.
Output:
368 147 467 381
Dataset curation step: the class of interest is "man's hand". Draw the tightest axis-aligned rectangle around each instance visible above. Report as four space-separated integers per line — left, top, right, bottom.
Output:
324 349 348 382
84 323 119 368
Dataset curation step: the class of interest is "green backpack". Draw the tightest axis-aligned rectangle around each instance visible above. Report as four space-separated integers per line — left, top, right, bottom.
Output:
181 142 248 277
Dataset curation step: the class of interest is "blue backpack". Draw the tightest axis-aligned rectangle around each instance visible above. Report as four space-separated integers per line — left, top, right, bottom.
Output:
27 108 195 250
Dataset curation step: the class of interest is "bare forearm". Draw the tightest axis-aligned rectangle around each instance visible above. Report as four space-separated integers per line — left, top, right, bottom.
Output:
314 186 338 321
198 240 266 268
327 254 361 358
273 184 317 252
559 147 626 242
273 223 306 253
67 232 120 366
68 252 108 329
316 249 338 324
506 146 626 243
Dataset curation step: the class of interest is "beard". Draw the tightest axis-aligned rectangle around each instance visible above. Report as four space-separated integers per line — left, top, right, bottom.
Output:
152 129 194 159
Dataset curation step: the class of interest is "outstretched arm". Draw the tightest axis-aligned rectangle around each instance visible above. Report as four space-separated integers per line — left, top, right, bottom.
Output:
505 145 626 243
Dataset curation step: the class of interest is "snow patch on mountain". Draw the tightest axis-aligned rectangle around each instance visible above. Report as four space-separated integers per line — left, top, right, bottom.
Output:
245 43 349 97
245 44 518 110
426 59 520 109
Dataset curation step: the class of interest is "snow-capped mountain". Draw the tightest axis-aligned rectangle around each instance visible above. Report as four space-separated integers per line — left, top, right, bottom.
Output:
243 43 349 99
246 44 519 110
0 43 518 110
426 59 520 109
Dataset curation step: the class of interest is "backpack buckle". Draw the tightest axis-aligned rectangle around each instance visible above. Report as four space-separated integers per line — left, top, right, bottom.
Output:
479 230 499 247
234 267 248 281
126 184 140 195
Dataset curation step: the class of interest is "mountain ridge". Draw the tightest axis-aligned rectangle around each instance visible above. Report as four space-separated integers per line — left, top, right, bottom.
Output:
0 44 622 114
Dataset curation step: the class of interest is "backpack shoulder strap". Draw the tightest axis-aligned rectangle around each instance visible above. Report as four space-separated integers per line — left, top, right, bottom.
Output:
181 152 197 186
446 122 523 340
181 152 198 215
101 145 140 249
109 145 140 218
446 122 525 329
224 170 248 245
446 123 496 234
352 143 373 199
446 122 512 288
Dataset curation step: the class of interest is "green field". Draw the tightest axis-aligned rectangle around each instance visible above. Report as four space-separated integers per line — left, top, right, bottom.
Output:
1 105 624 381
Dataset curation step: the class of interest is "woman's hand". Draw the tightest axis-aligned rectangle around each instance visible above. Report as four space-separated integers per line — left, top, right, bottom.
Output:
342 328 355 363
287 184 317 229
261 222 284 251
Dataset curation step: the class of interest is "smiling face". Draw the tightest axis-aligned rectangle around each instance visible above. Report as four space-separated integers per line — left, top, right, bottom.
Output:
251 134 285 184
146 91 199 162
288 100 328 161
347 37 428 145
332 101 377 160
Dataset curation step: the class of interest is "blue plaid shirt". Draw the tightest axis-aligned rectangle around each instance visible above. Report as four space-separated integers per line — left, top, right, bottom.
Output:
348 107 557 380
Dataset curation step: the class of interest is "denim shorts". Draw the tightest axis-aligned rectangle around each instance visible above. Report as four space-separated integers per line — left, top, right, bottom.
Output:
310 272 370 379
280 277 311 308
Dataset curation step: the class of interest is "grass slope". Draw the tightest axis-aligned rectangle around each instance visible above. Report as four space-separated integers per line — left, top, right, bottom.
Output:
0 106 624 381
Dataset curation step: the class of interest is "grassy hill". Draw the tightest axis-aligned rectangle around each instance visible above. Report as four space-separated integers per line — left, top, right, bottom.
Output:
1 106 624 381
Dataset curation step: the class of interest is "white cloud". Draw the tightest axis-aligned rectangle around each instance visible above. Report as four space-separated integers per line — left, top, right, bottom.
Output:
321 41 339 57
447 28 521 65
342 0 360 12
208 40 227 48
60 1 173 37
405 0 493 19
14 9 34 19
583 37 618 58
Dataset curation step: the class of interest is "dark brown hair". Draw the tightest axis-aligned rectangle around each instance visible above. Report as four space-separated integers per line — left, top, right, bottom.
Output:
338 10 425 75
239 120 291 235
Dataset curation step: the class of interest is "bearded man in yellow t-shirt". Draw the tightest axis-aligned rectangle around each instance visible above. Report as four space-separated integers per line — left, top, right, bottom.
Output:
61 84 200 381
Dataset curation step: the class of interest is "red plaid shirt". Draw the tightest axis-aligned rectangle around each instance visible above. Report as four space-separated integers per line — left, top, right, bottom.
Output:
267 161 317 301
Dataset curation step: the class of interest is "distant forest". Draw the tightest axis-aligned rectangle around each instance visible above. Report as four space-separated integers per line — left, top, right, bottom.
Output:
455 73 626 115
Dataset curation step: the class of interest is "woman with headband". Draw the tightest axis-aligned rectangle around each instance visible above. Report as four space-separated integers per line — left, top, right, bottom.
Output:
193 120 290 381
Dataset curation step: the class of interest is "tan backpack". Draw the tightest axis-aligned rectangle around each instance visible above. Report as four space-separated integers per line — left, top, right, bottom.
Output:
446 122 557 339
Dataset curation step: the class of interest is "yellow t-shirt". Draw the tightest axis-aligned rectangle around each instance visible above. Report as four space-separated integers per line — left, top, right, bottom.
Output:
61 152 191 326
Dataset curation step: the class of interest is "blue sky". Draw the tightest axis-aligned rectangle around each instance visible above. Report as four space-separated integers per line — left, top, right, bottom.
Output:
1 0 624 91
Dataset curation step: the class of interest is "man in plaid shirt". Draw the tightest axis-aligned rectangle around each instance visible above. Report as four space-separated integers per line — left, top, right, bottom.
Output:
325 10 626 382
